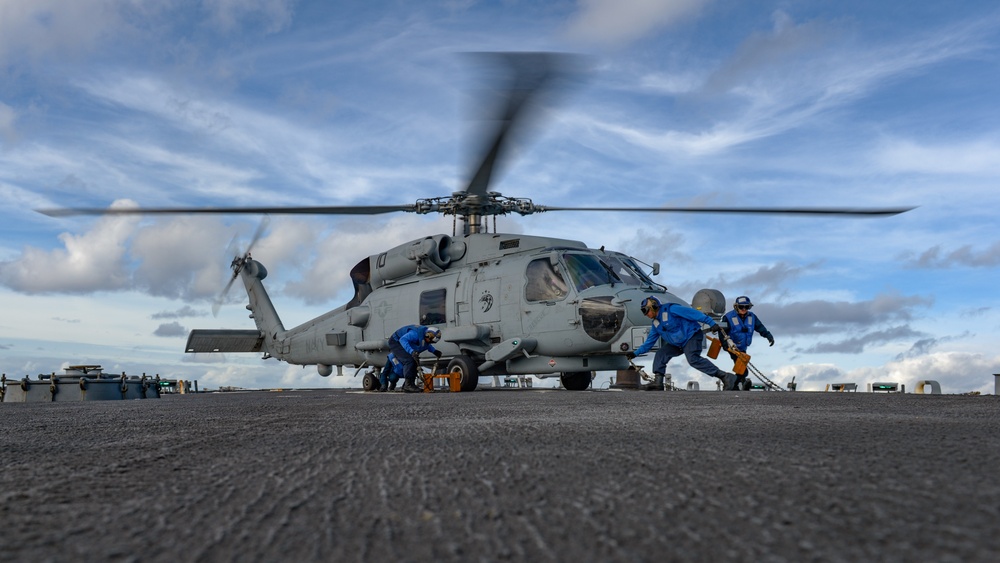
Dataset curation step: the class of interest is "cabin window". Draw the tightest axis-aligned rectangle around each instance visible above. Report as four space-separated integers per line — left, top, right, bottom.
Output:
419 289 447 325
525 258 568 302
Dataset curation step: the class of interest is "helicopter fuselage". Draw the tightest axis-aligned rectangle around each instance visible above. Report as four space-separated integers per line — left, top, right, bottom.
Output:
186 231 725 387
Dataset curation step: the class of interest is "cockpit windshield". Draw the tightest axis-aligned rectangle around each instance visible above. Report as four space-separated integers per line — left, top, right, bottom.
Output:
560 252 657 292
562 253 616 291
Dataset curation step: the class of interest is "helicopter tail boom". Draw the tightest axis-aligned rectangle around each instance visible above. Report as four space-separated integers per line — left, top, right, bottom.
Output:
239 259 288 357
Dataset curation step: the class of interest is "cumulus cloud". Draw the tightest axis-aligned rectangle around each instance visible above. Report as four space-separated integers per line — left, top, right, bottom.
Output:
901 241 1000 269
564 0 711 46
130 216 236 300
849 351 1000 395
771 351 999 394
282 215 454 305
0 201 138 293
153 321 187 337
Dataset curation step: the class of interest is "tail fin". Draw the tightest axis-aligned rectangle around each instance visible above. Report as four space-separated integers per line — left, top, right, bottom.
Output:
240 259 286 354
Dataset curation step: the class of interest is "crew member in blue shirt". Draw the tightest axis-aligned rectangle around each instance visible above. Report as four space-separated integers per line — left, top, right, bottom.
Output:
380 325 442 393
721 295 774 391
626 296 738 391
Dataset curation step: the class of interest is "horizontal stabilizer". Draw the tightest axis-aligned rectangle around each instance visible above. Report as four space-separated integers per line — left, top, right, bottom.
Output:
185 330 264 353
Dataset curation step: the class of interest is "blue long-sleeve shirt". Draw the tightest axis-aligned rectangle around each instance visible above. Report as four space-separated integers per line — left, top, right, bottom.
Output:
721 310 772 352
390 325 438 356
635 303 719 355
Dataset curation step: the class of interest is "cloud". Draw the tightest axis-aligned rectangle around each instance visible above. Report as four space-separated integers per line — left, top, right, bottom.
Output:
151 306 208 320
0 102 16 143
570 11 998 157
800 324 924 354
894 332 970 361
849 351 1000 395
761 291 933 336
769 351 1000 393
0 0 123 62
563 0 711 46
874 138 1000 176
901 241 1000 269
674 261 815 302
0 201 138 293
618 227 690 268
961 307 991 318
129 216 236 301
0 0 295 64
153 321 187 337
282 215 455 305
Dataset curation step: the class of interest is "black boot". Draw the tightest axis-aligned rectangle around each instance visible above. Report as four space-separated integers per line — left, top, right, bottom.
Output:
719 371 738 391
402 378 421 393
644 373 665 391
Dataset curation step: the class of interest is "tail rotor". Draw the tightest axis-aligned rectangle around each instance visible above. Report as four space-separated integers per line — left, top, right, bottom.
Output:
212 216 270 317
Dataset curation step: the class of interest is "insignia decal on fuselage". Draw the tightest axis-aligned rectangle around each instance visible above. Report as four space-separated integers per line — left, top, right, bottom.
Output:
479 292 494 313
375 300 392 319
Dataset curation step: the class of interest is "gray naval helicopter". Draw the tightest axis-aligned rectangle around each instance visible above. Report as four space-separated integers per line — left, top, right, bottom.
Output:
39 53 912 391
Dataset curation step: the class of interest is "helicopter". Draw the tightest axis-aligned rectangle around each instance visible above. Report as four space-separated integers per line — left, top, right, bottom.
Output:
38 53 913 392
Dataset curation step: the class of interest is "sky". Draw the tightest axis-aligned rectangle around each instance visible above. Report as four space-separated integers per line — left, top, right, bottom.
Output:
1 0 999 393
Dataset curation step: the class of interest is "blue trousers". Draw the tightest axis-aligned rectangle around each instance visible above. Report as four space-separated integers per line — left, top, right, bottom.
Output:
652 334 723 378
386 338 418 383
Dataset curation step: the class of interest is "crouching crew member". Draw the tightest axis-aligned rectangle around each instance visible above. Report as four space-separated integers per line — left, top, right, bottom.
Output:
381 325 442 393
626 296 738 391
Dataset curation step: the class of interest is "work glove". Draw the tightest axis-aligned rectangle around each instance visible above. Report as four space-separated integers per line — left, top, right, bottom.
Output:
626 352 636 361
711 324 724 335
411 351 421 362
767 335 775 347
433 350 443 359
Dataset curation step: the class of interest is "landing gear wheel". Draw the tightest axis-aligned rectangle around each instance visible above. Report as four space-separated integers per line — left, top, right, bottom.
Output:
362 372 379 391
447 355 479 392
560 371 592 391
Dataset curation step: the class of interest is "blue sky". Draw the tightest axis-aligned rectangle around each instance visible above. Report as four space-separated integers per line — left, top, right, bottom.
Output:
1 0 998 392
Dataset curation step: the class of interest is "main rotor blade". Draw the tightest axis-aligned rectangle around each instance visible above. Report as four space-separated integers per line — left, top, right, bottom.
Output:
539 206 916 216
462 52 579 198
37 204 416 217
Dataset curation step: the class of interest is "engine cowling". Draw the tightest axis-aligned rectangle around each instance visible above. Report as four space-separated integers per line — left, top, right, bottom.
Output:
369 234 456 287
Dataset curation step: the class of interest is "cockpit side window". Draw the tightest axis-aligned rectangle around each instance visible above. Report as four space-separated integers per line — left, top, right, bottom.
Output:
419 289 447 325
525 258 568 302
604 256 642 286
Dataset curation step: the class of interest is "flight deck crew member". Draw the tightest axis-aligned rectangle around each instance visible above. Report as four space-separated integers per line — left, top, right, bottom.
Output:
381 325 442 393
378 353 405 391
626 296 738 391
720 295 774 391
